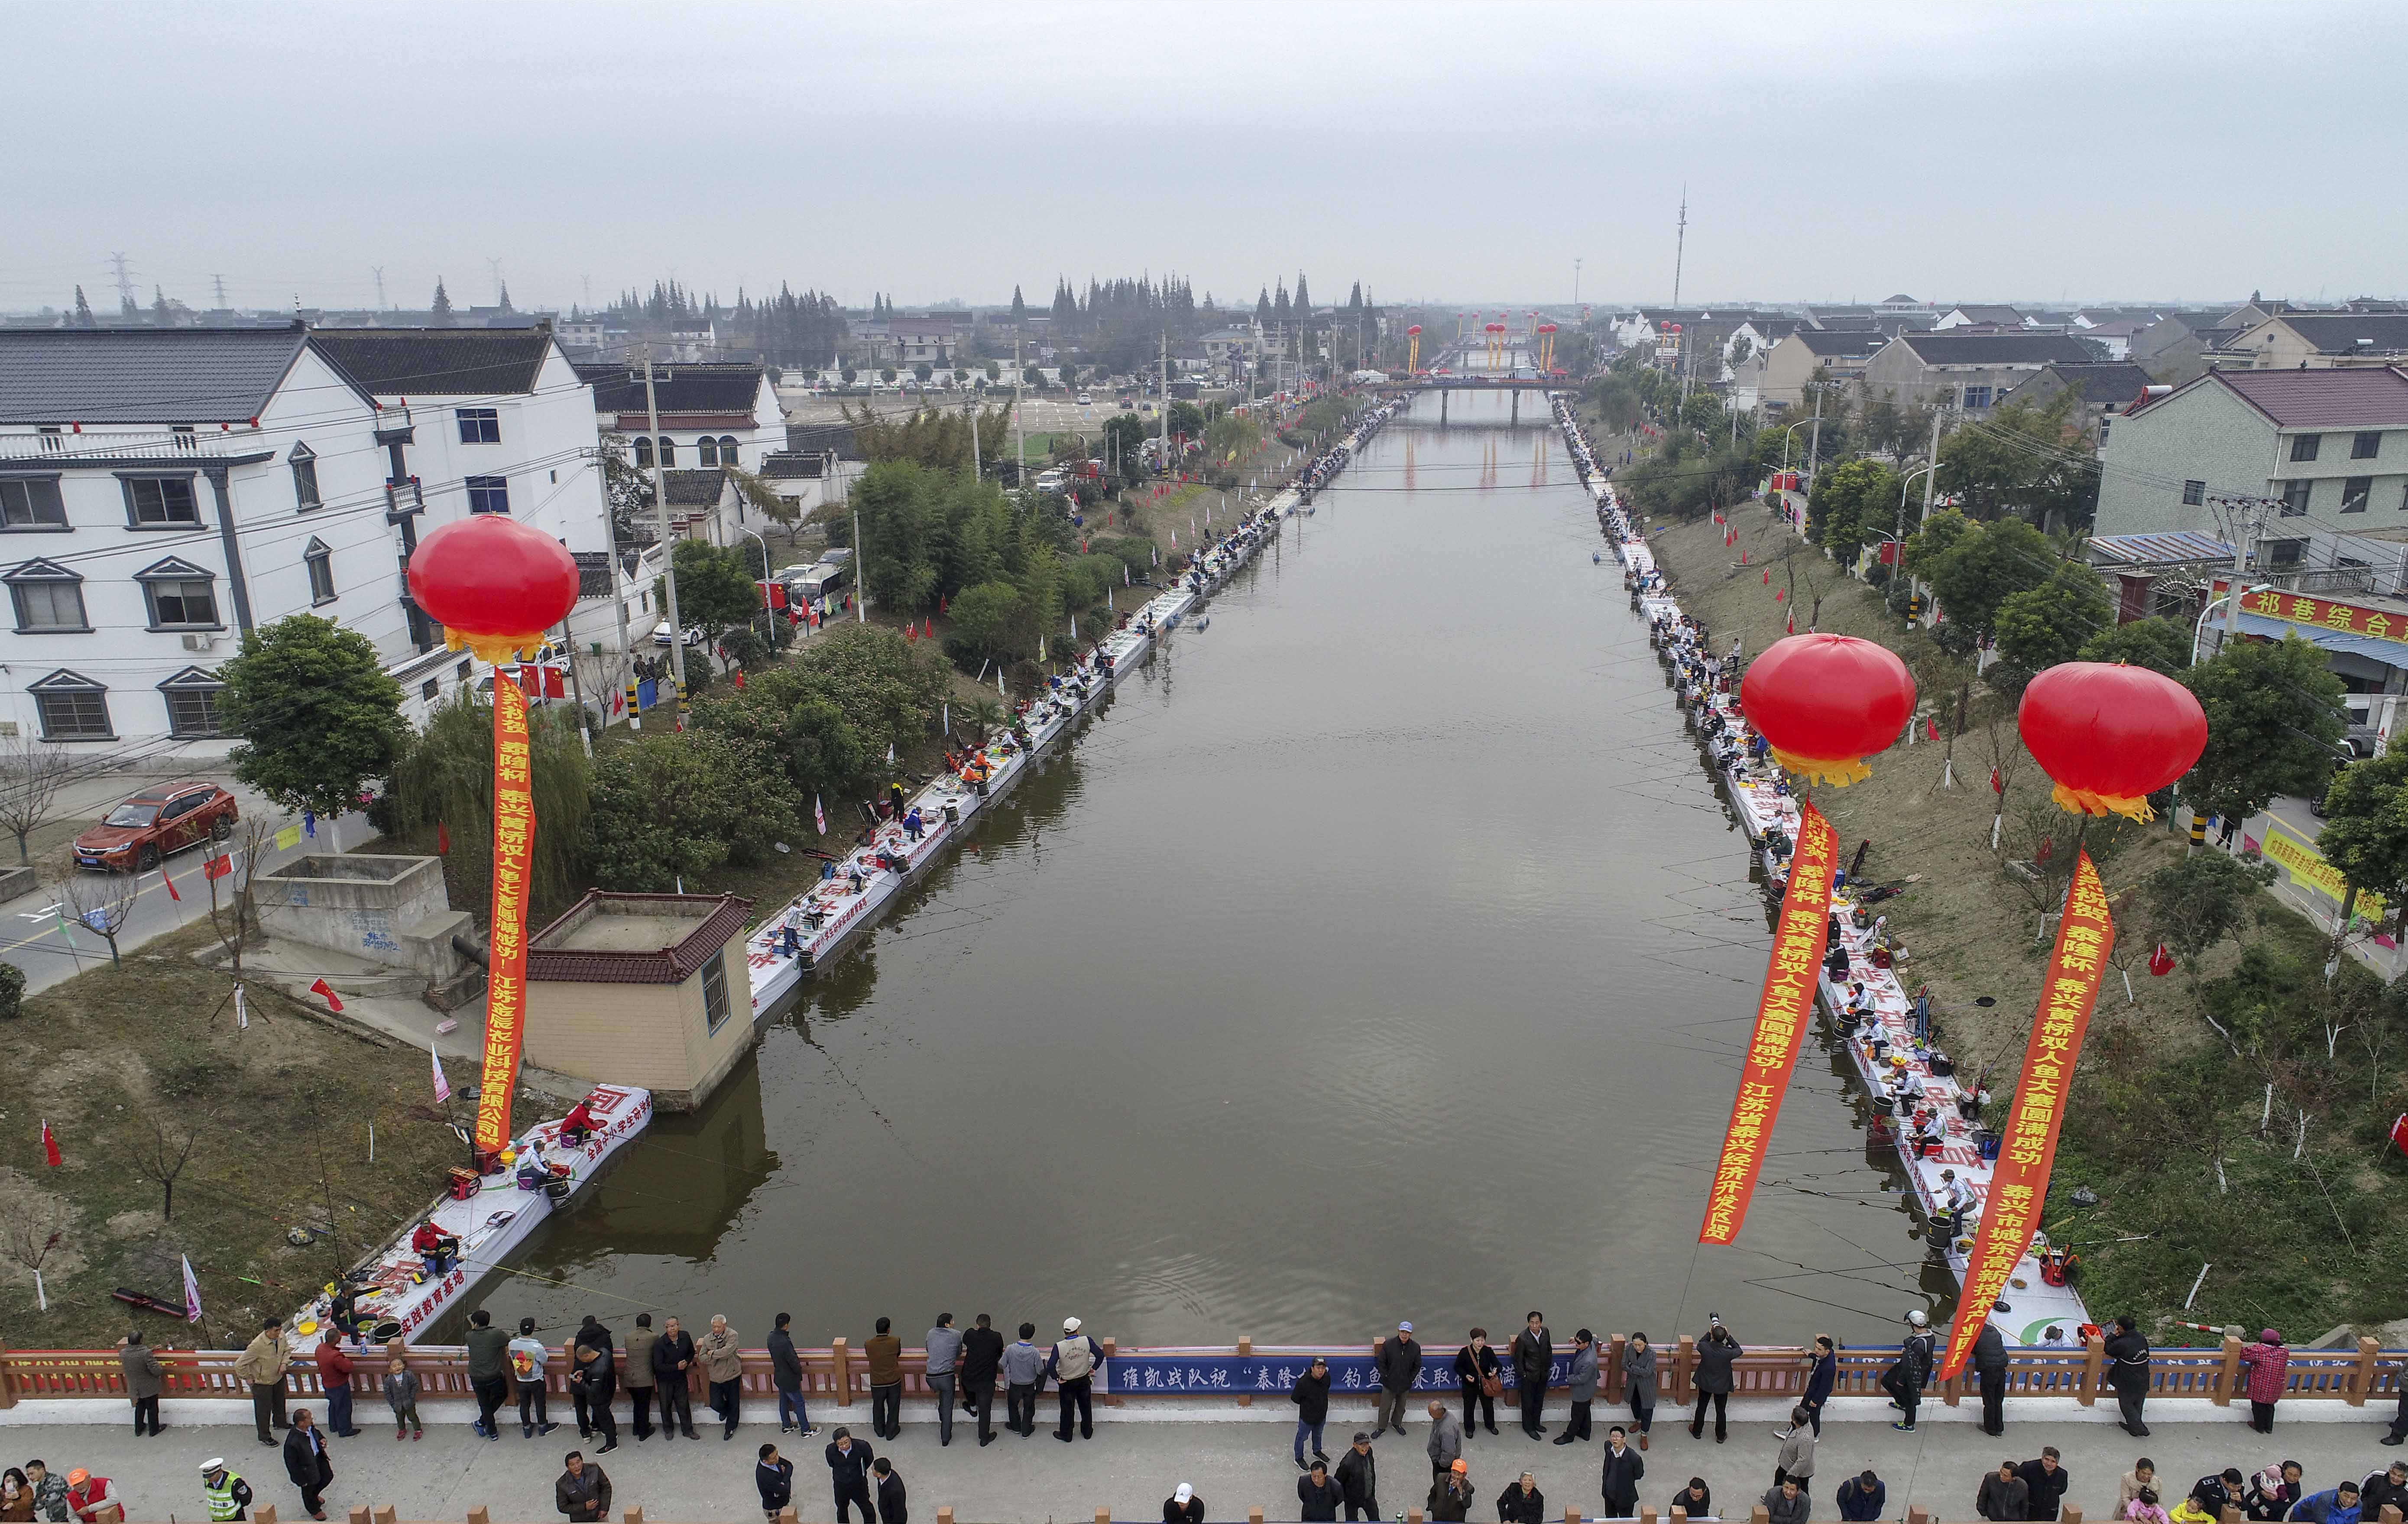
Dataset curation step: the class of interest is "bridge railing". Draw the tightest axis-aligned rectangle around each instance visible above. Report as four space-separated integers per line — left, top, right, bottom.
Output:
111 1504 2408 1524
6 1334 2395 1411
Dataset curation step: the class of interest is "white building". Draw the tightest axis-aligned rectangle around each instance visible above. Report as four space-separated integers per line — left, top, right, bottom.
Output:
574 360 784 475
0 324 640 753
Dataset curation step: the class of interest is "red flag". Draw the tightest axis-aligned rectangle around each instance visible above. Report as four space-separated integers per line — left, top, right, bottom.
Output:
1926 718 1940 741
1762 571 1770 585
437 821 450 855
906 623 917 642
309 976 345 1013
202 853 231 880
2149 943 2175 976
1785 610 1795 635
1990 767 2003 794
1774 588 1785 603
162 872 180 903
41 1119 61 1167
939 595 947 615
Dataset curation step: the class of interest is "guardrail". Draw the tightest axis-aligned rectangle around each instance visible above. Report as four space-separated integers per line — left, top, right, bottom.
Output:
108 1504 2408 1524
6 1334 2399 1411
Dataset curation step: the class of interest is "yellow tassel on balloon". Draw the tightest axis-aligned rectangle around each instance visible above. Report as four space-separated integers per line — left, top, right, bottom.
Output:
1768 746 1873 787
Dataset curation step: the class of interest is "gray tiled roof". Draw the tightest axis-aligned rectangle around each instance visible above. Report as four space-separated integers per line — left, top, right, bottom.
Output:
0 324 333 424
660 467 729 506
2015 361 2156 408
1794 329 1884 357
2207 367 2408 429
2264 313 2408 356
577 361 765 415
1897 333 2101 365
1945 305 2026 325
310 327 553 396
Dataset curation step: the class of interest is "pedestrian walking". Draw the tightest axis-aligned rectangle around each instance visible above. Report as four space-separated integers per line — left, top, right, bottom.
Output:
622 1314 658 1443
234 1318 293 1447
1299 1461 1343 1523
1836 1472 1884 1523
700 1315 743 1440
1292 1356 1332 1471
2021 1449 2071 1521
825 1429 875 1524
1374 1321 1423 1438
1973 1318 2011 1436
1511 1312 1553 1439
2238 1331 2289 1433
1795 1336 1837 1438
1455 1330 1501 1438
465 1310 511 1442
1765 1479 1810 1524
197 1460 251 1523
1337 1431 1380 1523
1498 1472 1546 1524
510 1320 558 1439
1163 1482 1204 1524
553 1451 610 1524
755 1444 794 1524
923 1314 963 1447
1881 1311 1935 1433
23 1464 65 1524
1624 1333 1658 1449
1428 1460 1474 1523
654 1315 699 1441
381 1358 421 1441
569 1341 618 1453
2105 1316 2153 1437
768 1314 814 1437
1556 1330 1598 1445
865 1318 904 1441
1979 1462 2030 1521
1775 1408 1817 1497
280 1408 333 1521
1426 1401 1462 1478
1600 1427 1645 1518
1689 1321 1741 1443
873 1458 905 1524
959 1315 1004 1448
117 1332 164 1437
1003 1323 1045 1438
1047 1317 1105 1443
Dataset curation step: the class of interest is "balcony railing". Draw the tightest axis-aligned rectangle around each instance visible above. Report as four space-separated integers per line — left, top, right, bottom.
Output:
0 430 245 461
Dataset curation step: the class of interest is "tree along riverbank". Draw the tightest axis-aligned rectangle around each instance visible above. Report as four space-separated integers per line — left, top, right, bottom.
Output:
1643 491 2408 1344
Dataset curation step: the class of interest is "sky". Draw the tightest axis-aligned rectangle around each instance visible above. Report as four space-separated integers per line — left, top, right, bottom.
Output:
5 0 2403 316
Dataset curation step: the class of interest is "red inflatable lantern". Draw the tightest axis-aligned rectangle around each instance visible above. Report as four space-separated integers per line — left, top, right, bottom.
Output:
1737 633 1918 786
2016 661 2207 820
405 515 581 664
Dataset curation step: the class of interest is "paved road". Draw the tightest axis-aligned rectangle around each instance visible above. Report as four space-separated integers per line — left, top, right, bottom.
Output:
20 1393 2405 1524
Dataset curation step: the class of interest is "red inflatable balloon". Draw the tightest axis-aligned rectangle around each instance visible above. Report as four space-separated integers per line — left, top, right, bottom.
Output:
1737 633 1918 786
405 515 580 665
2017 661 2207 820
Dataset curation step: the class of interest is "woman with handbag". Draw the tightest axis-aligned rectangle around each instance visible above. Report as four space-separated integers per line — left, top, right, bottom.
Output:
1455 1330 1502 1439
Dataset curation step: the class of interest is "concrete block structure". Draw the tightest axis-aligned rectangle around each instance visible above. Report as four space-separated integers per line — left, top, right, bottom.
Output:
523 890 755 1111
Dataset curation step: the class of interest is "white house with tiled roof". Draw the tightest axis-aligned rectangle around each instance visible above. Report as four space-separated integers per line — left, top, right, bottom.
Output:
574 360 782 474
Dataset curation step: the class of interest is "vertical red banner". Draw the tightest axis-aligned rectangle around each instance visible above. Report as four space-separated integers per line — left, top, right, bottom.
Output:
1938 848 2113 1378
475 672 535 1154
1700 800 1837 1245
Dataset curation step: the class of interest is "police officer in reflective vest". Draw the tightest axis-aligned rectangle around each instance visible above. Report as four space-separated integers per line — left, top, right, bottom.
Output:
202 1459 253 1521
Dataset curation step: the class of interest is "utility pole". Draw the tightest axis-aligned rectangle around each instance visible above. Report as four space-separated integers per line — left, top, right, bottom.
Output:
2221 499 2262 655
641 348 690 717
1158 331 1169 469
1918 407 1943 527
1013 339 1027 484
1807 386 1826 482
1670 188 1687 310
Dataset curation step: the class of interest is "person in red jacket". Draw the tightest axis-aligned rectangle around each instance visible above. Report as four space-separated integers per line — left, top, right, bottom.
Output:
314 1336 360 1438
2236 1330 2290 1433
63 1470 120 1524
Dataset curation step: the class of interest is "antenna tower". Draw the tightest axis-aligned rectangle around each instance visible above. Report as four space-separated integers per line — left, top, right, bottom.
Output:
1671 188 1687 308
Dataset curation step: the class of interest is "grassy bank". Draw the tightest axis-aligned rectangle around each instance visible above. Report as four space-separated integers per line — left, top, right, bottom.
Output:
1645 493 2408 1341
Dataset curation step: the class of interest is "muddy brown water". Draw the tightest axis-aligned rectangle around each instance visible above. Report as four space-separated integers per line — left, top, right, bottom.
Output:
468 391 1946 1349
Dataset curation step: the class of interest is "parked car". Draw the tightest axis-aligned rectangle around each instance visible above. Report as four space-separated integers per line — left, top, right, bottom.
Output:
1076 392 1093 406
651 619 710 648
74 782 238 871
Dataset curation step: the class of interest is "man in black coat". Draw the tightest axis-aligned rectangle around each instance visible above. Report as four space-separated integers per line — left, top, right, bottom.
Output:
1374 1324 1422 1437
280 1408 334 1522
768 1314 810 1436
1336 1431 1380 1523
1299 1461 1344 1523
825 1428 875 1524
1510 1312 1553 1439
873 1457 905 1524
959 1315 1005 1447
755 1444 794 1524
2019 1449 2070 1521
2103 1316 2152 1437
653 1316 700 1441
1599 1426 1645 1519
1498 1472 1547 1524
1972 1317 2011 1436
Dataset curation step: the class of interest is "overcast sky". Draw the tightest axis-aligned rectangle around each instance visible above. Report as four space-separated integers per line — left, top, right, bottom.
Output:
6 0 2400 316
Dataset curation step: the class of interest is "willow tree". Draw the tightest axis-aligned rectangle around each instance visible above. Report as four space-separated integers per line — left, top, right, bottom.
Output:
386 694 592 921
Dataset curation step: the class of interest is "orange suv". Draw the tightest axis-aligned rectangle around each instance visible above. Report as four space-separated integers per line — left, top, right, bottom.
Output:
72 782 238 871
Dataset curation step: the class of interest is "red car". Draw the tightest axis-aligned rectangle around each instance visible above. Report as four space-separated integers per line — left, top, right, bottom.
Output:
73 782 238 871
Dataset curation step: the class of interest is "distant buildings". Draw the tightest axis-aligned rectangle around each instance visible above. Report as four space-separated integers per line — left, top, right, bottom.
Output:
1861 331 2104 413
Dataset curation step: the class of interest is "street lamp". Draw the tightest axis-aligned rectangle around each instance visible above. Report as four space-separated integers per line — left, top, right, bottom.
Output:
740 526 775 647
2193 582 2274 665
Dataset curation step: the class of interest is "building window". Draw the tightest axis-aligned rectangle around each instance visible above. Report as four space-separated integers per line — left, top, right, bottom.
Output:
304 537 336 604
632 436 653 468
466 475 510 514
697 438 719 467
2343 476 2373 514
137 558 221 629
159 673 227 738
421 678 440 700
2353 431 2382 460
2182 479 2205 506
28 671 111 741
123 475 201 525
656 437 676 467
2280 480 2311 516
718 435 739 467
1960 385 1993 409
702 949 732 1034
2265 538 2306 569
0 477 68 529
172 425 197 452
6 559 87 632
289 442 321 509
2290 433 2322 462
456 408 500 444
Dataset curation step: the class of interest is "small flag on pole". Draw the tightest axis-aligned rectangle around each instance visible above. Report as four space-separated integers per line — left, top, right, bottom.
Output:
1925 717 1941 741
1785 609 1795 635
203 853 232 881
41 1119 61 1167
1990 766 2003 795
885 741 895 766
437 821 450 855
432 1040 451 1103
181 1253 203 1324
942 702 950 736
309 976 345 1013
234 982 248 1030
814 794 827 834
162 872 180 903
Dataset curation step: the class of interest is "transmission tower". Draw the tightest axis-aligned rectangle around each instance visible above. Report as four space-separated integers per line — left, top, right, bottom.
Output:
108 252 139 315
372 266 386 309
211 274 228 308
1670 187 1687 309
486 257 505 304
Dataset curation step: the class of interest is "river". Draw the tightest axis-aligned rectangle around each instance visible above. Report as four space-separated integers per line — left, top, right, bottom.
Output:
487 389 1946 1349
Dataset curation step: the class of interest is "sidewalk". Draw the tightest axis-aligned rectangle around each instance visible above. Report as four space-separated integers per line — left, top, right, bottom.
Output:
15 1395 2403 1524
